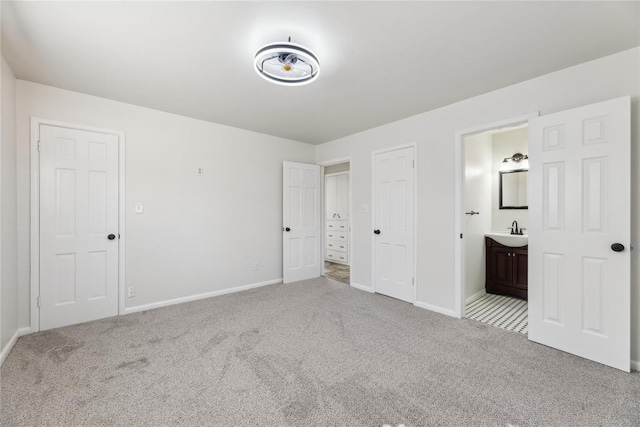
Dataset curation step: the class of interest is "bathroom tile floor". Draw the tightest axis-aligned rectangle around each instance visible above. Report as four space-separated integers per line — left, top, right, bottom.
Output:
324 261 350 284
465 293 528 334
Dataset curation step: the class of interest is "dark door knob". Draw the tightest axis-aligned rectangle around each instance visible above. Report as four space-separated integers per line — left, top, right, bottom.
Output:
373 229 381 235
611 243 625 252
285 227 291 232
108 234 116 240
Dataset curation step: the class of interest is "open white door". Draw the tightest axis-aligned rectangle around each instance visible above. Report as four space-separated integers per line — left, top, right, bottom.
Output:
283 161 321 283
528 96 630 371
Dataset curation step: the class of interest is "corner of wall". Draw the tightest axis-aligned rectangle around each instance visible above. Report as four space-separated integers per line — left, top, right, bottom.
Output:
1 55 21 356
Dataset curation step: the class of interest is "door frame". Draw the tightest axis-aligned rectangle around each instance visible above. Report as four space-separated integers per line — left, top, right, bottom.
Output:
453 112 538 318
30 117 126 332
371 142 418 303
317 157 352 279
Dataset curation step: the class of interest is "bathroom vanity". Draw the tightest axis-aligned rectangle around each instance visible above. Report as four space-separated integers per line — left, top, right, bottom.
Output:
484 234 528 300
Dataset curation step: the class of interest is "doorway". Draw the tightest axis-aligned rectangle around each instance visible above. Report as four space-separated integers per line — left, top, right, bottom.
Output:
455 97 631 372
462 124 530 334
323 162 350 284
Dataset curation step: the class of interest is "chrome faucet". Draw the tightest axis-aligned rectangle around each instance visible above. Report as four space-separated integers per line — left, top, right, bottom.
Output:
509 220 519 235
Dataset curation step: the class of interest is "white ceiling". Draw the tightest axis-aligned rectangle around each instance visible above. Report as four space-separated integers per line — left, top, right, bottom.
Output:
2 1 639 144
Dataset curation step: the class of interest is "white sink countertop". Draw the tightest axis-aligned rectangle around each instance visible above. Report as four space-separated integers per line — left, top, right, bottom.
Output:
485 232 528 247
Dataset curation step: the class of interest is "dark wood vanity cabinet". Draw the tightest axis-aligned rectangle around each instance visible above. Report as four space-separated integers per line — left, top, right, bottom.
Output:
485 237 528 300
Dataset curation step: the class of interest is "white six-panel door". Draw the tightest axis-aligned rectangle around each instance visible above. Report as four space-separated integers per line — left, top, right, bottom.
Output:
528 97 630 371
39 125 119 330
283 162 321 283
335 173 349 220
373 146 415 303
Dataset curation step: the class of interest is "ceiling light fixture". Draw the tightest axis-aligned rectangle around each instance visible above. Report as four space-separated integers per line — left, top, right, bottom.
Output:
254 37 320 86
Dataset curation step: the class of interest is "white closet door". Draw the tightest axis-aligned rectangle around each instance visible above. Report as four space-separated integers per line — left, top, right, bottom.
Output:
373 146 415 303
335 173 349 220
283 162 321 283
39 125 119 330
325 175 337 219
528 96 630 372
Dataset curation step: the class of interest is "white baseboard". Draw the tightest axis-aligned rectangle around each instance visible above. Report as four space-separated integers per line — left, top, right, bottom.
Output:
631 359 639 372
350 282 374 293
123 278 282 315
465 289 486 305
414 301 458 318
0 327 32 366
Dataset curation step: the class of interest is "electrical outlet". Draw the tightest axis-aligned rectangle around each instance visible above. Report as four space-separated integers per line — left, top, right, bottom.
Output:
127 287 135 298
252 262 260 271
135 203 144 214
197 167 204 175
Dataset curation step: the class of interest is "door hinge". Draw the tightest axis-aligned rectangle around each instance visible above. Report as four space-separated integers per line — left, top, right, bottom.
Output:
412 160 415 168
412 277 415 286
37 296 41 307
37 140 41 152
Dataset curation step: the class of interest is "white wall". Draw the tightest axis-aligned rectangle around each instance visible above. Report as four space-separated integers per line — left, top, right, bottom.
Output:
15 81 315 324
1 56 19 355
315 47 640 362
463 132 492 302
492 127 529 232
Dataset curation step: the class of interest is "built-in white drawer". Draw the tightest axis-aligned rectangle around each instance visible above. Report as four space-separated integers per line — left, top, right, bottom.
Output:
326 249 348 264
326 241 348 253
325 230 347 241
326 220 348 231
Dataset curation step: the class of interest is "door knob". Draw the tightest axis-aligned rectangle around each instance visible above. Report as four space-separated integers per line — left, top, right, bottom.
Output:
284 227 291 232
107 234 116 240
611 243 625 252
373 229 381 235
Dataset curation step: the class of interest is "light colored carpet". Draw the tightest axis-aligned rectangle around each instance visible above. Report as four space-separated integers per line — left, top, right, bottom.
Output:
466 294 528 334
1 277 638 426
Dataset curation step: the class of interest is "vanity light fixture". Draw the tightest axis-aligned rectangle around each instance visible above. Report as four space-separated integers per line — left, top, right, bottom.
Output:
254 37 320 86
500 152 529 171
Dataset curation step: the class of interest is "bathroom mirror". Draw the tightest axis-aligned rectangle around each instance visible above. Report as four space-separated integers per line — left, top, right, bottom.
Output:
499 170 528 209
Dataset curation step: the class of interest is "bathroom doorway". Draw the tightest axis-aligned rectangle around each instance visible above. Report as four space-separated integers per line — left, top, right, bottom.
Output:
461 122 530 334
323 161 350 284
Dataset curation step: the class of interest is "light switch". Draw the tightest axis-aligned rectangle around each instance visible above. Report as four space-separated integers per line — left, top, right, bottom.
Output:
360 204 369 213
135 203 144 214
